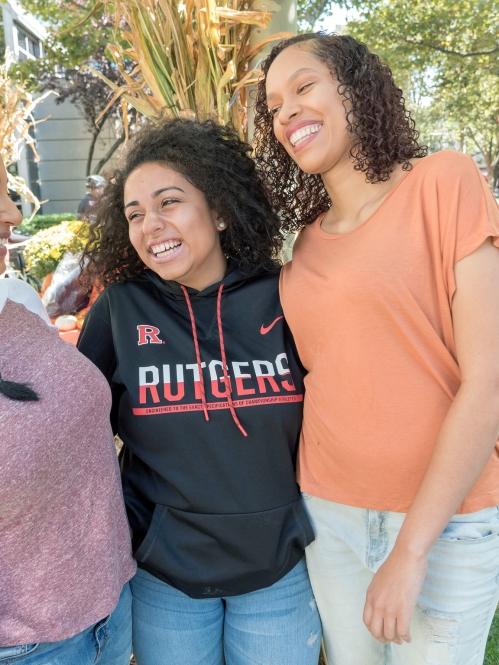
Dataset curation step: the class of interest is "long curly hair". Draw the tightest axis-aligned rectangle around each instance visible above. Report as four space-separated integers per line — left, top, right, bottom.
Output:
81 117 283 288
253 33 427 231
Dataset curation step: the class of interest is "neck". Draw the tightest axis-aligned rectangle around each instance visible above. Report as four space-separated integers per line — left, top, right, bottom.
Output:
178 253 228 292
320 155 406 234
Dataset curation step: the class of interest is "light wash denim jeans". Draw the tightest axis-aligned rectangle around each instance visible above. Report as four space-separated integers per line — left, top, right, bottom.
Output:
130 557 322 665
0 583 132 665
302 494 499 665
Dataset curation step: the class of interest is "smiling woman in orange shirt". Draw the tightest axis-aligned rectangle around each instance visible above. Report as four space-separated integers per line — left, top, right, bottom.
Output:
254 32 499 665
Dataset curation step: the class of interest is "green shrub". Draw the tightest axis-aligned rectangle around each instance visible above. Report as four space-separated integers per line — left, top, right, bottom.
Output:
486 608 499 664
24 221 89 280
18 213 78 235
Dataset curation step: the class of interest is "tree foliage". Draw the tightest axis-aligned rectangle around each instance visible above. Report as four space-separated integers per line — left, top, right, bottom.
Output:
343 0 499 186
15 0 112 81
15 1 128 174
298 0 335 32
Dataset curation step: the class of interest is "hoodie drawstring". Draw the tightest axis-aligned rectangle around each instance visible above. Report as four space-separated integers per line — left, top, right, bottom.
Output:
216 284 248 437
181 285 209 422
181 284 247 437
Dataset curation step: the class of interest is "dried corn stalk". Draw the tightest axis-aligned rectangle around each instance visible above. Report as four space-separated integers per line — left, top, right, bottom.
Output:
79 0 292 138
0 50 52 217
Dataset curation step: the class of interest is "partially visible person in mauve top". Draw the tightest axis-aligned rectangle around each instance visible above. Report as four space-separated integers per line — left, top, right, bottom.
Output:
0 153 135 663
254 32 499 665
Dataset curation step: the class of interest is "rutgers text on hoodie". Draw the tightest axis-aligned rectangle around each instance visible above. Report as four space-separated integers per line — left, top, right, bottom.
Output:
77 263 314 598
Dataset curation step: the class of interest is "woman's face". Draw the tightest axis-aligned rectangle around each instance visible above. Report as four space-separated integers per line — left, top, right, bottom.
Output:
0 156 22 276
125 163 227 290
265 44 353 176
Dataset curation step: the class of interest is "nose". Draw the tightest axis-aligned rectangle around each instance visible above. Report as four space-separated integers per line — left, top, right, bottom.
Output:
0 196 22 228
142 210 165 235
277 96 300 126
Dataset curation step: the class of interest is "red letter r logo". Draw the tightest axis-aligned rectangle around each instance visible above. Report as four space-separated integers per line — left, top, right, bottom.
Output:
137 325 163 345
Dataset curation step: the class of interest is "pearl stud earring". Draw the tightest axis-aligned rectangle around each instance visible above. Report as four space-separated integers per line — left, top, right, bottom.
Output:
218 222 226 229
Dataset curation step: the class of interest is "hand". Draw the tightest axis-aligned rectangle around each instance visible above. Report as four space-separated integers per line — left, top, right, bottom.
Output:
363 546 428 644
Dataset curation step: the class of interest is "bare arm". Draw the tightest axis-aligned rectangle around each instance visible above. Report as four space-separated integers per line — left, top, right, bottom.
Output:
364 237 499 644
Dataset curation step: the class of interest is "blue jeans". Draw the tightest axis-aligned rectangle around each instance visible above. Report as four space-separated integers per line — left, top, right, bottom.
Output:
302 495 499 665
0 583 132 665
130 557 322 665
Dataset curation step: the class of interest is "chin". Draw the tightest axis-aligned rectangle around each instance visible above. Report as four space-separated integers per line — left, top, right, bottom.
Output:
146 262 189 283
295 159 328 176
290 150 331 175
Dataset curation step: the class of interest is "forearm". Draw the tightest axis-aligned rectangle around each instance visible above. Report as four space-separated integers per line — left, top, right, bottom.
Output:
395 380 499 559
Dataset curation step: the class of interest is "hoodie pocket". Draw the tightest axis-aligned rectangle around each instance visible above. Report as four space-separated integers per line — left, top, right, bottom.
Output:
133 498 314 598
133 503 167 562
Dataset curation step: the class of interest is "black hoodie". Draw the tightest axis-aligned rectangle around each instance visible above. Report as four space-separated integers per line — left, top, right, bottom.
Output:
77 263 314 598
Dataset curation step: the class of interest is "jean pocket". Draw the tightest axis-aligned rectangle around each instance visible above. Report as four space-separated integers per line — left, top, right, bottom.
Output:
0 643 39 663
439 506 499 543
93 612 111 634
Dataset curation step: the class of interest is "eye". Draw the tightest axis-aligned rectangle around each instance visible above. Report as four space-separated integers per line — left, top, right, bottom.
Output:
161 197 180 207
127 211 142 222
298 82 313 94
269 106 281 117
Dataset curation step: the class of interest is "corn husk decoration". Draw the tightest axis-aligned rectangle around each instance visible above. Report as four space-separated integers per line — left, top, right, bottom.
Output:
0 50 52 218
77 0 292 138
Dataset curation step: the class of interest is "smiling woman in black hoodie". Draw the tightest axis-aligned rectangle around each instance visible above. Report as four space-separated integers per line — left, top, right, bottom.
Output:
77 118 321 665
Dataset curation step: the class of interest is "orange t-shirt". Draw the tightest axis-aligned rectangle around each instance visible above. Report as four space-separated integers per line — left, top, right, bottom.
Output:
281 150 499 513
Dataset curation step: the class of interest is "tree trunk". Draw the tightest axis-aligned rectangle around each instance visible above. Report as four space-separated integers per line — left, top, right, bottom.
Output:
86 126 102 176
94 130 126 174
86 108 113 175
247 0 297 141
482 147 495 190
485 159 495 190
493 160 499 191
467 128 495 191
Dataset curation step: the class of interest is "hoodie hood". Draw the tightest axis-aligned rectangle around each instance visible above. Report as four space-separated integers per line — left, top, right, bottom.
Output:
138 260 270 300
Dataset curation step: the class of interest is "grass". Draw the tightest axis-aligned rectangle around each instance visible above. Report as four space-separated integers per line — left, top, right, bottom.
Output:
485 608 499 665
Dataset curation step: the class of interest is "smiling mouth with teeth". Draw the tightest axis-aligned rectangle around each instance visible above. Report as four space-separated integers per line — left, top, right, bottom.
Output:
289 123 322 147
0 237 8 247
151 240 182 258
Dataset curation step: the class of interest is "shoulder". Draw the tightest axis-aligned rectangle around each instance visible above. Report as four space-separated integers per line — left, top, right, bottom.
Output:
411 150 481 187
245 267 281 293
103 275 157 298
93 280 135 308
254 267 281 283
0 279 52 326
86 276 156 327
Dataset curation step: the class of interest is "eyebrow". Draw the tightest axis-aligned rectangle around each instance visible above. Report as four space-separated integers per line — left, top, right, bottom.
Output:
124 186 185 210
266 68 318 102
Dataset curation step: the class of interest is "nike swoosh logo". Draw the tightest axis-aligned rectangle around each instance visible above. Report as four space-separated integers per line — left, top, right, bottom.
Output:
260 316 284 335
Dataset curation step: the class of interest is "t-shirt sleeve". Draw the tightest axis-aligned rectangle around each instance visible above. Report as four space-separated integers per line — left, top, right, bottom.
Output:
77 291 122 434
438 153 499 300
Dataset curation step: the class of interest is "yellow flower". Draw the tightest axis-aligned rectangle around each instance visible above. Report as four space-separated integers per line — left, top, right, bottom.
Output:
24 221 90 280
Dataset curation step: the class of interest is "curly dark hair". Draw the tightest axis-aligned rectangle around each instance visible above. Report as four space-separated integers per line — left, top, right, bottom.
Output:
254 33 427 231
81 117 283 288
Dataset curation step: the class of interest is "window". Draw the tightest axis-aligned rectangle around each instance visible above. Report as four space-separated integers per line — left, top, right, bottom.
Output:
16 27 41 61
